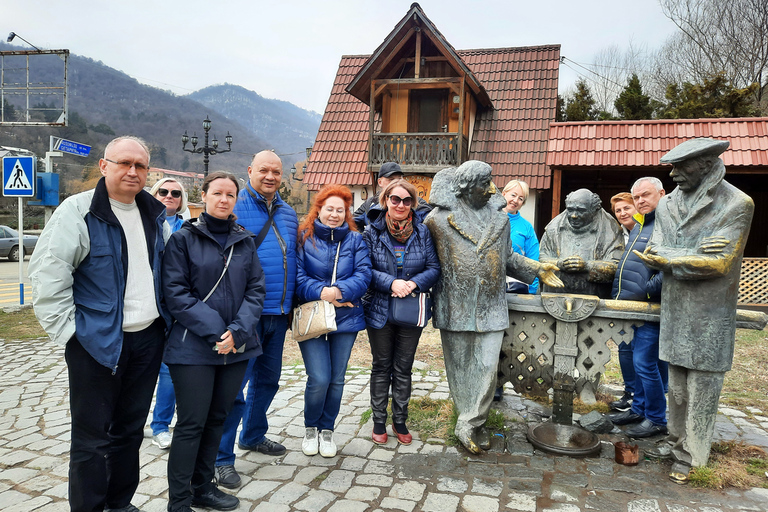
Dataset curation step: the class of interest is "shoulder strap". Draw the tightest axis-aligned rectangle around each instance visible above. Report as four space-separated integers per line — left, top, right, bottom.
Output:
247 186 278 248
331 242 341 285
202 245 234 302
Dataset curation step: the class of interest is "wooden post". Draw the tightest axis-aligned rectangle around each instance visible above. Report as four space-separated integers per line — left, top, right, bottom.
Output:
457 77 465 164
414 29 422 78
368 81 376 175
551 168 562 220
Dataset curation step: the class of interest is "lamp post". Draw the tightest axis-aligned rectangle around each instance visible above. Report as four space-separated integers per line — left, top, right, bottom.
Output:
181 116 232 177
6 32 41 51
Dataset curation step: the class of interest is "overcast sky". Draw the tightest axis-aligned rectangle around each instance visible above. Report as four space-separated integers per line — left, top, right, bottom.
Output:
5 0 678 114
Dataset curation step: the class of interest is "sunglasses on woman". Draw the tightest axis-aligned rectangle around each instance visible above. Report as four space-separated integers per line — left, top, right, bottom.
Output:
387 195 413 207
158 188 182 198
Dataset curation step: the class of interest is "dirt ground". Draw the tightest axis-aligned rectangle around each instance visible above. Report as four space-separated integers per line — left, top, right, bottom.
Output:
283 324 446 371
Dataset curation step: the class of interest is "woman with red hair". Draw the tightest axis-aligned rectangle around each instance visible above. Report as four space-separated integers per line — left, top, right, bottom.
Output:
295 185 372 457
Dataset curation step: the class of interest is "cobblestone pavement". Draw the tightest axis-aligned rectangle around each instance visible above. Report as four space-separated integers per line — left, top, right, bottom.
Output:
2 336 768 512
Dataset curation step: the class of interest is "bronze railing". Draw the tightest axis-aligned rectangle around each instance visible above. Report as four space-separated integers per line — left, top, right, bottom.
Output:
370 133 467 167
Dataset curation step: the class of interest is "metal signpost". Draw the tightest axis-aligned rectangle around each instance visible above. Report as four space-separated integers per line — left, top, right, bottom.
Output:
2 155 35 305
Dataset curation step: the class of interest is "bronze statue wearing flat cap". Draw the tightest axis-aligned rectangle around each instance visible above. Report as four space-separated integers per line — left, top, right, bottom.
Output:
635 137 754 483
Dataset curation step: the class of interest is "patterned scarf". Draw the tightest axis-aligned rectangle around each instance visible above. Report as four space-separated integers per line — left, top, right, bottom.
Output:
386 210 414 243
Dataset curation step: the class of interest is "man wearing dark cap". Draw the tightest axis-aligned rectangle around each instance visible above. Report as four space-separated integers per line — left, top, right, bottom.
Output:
354 162 432 230
636 138 754 483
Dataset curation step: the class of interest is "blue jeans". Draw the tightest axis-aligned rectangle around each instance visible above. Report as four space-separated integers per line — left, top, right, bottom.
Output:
629 322 668 425
298 332 357 431
216 314 287 467
617 341 635 396
150 363 176 435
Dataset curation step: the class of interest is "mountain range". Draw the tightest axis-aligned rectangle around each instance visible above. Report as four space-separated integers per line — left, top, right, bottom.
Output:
0 42 322 195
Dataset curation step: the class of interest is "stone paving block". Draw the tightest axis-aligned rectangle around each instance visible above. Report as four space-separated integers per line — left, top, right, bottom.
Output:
719 407 748 418
356 474 393 487
137 476 169 496
283 451 314 466
461 495 499 512
43 441 70 456
46 481 69 499
540 504 580 512
270 481 311 505
368 448 395 461
395 440 423 454
0 490 31 509
364 460 394 475
389 481 426 501
17 475 63 493
665 505 696 512
468 461 505 478
253 464 297 480
0 468 37 484
421 492 460 512
342 438 374 457
294 489 336 512
328 501 371 512
285 466 325 486
471 477 503 497
254 503 290 512
345 486 381 502
319 469 356 492
627 499 662 512
1 449 36 466
505 491 537 512
341 457 367 471
418 443 443 455
549 485 580 503
436 476 468 493
239 480 281 501
379 497 416 511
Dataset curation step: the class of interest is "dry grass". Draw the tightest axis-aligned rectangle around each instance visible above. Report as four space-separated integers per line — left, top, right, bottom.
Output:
0 308 47 340
689 441 768 489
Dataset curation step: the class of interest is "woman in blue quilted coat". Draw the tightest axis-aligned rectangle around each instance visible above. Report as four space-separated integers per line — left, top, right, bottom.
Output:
362 179 440 446
295 185 371 458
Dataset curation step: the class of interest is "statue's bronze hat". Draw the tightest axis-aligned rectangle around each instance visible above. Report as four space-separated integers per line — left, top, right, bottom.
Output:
660 138 729 164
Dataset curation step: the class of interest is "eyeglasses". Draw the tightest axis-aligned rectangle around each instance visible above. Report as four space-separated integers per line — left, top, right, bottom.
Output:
387 195 413 207
158 188 182 198
104 158 149 172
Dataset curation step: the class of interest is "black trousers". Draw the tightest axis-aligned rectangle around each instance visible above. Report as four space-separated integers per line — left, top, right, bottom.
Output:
367 322 423 424
65 319 165 512
167 361 249 511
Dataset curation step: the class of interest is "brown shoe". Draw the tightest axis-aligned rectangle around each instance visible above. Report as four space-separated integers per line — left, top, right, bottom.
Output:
392 424 412 445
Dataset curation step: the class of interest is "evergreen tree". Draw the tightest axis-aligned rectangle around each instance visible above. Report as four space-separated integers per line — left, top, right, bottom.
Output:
615 74 655 120
658 72 760 119
564 80 597 121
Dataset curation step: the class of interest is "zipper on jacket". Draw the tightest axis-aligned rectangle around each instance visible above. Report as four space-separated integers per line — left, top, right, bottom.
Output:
614 218 644 299
265 200 289 314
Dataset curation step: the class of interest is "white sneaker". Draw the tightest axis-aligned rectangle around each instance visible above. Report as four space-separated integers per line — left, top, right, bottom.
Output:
152 430 172 450
319 429 337 458
302 427 319 456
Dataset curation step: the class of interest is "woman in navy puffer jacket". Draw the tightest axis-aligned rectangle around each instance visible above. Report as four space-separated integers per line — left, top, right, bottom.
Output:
362 179 440 446
295 185 371 458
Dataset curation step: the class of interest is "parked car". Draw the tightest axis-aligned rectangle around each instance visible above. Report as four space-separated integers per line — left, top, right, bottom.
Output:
0 225 38 261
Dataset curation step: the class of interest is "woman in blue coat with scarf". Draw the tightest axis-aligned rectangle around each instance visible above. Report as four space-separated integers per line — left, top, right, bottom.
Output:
295 185 371 458
362 179 440 446
162 171 266 512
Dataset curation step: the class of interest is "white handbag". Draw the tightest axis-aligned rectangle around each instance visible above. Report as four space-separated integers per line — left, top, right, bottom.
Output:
291 242 341 342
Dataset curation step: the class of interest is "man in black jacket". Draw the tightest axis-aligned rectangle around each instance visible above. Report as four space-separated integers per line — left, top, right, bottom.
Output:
354 162 431 231
608 177 668 438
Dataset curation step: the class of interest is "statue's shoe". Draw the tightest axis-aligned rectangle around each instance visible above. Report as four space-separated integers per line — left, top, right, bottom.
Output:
669 461 691 485
455 423 482 454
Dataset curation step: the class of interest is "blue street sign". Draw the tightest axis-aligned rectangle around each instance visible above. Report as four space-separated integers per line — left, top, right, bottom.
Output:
3 156 35 197
54 137 91 157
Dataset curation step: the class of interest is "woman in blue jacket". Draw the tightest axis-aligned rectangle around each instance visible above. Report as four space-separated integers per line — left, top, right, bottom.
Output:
149 177 188 450
162 172 266 512
296 185 371 458
362 179 440 446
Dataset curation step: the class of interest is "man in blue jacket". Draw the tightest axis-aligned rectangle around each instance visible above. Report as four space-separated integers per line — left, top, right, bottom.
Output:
608 176 668 438
30 136 170 512
215 150 298 488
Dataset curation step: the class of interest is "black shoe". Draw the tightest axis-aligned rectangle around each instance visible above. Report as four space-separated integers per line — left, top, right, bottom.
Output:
493 386 503 402
646 441 673 460
106 506 142 512
607 410 644 425
191 486 239 511
625 419 668 438
239 437 286 455
214 464 241 489
609 392 633 411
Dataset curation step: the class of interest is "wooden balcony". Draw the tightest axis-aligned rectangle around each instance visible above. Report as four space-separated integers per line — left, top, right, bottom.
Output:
370 133 468 171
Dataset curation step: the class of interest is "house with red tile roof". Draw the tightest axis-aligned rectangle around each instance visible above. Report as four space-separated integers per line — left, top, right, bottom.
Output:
302 3 559 227
547 117 768 262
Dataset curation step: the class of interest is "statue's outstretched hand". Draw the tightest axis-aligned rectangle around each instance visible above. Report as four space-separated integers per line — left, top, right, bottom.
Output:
538 263 564 288
633 246 669 270
700 236 729 254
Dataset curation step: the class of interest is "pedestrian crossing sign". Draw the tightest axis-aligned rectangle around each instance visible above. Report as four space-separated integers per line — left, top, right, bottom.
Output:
3 156 35 197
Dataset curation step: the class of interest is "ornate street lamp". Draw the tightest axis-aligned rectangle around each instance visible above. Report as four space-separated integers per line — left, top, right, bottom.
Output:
181 116 233 177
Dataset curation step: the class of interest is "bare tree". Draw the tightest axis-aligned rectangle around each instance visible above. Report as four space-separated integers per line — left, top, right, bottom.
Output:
659 0 768 102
